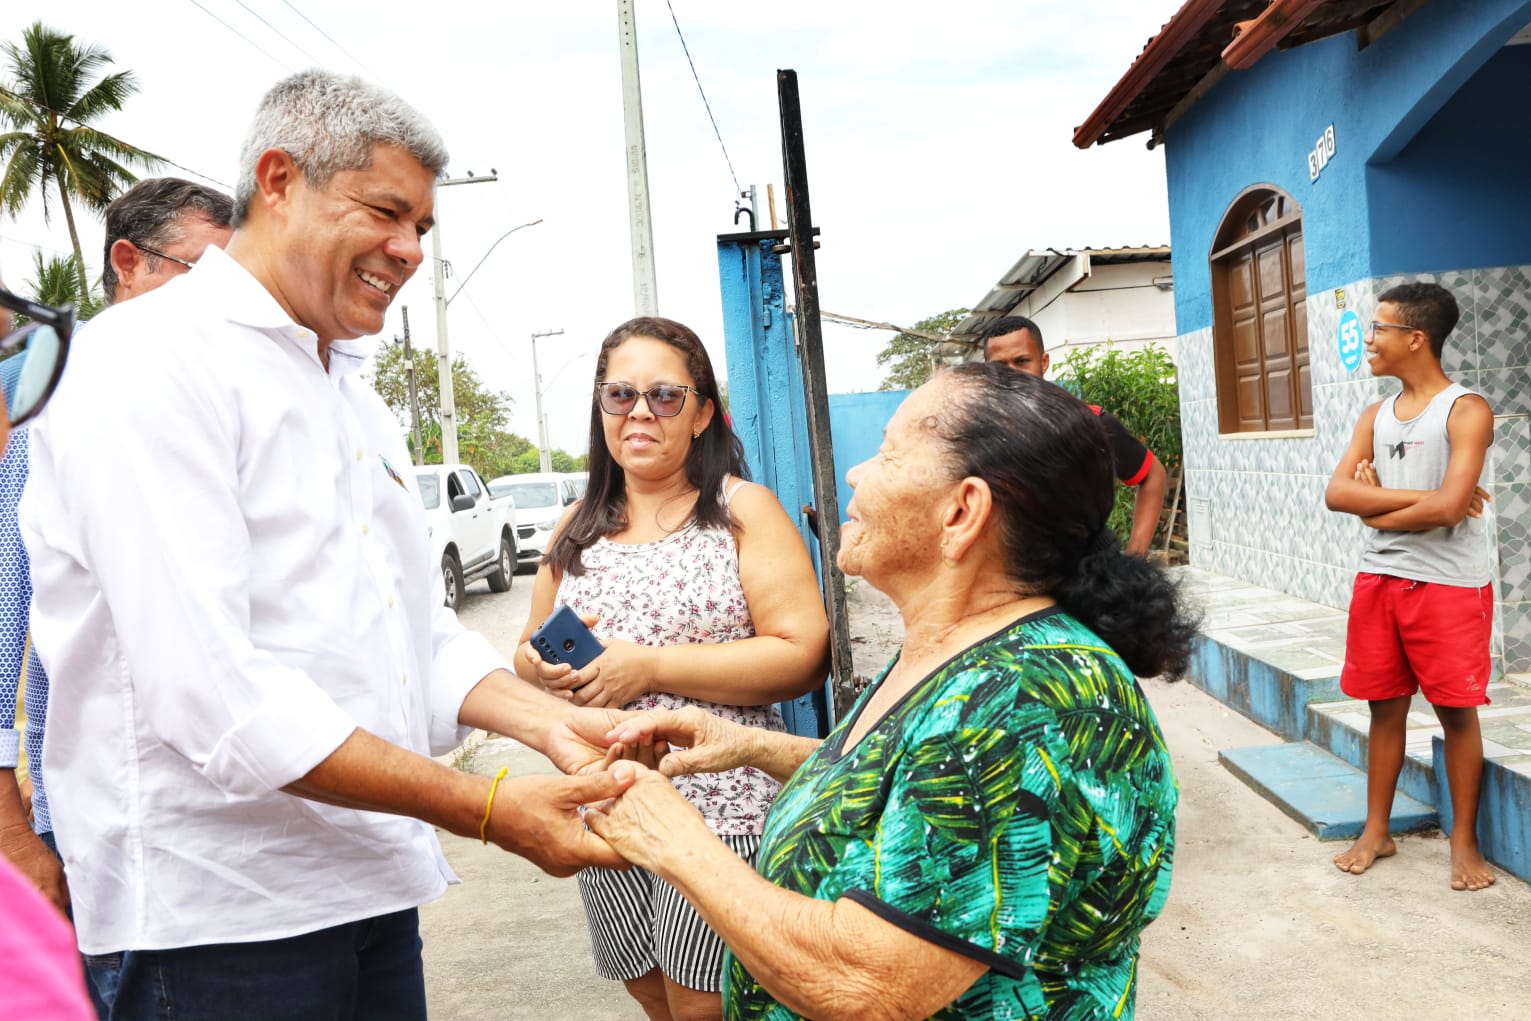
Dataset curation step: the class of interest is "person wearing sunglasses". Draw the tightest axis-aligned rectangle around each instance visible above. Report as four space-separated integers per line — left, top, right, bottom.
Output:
580 365 1194 1020
0 283 93 1020
101 177 234 303
0 290 75 899
515 316 830 1021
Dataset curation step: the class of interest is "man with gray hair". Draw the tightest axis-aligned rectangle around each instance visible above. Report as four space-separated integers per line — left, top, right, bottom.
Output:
101 177 233 303
21 70 630 1019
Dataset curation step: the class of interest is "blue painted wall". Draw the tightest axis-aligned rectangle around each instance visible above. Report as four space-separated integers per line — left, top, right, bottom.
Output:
1163 0 1531 333
826 390 910 527
1367 45 1531 275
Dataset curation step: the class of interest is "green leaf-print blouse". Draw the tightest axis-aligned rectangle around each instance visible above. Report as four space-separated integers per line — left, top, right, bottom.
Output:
722 608 1177 1020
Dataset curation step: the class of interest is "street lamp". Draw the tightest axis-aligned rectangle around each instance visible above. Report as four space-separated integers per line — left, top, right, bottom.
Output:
429 171 542 466
448 219 543 307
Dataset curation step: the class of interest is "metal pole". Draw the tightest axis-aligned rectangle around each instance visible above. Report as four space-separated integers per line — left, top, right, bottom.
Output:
777 69 856 720
401 306 424 465
430 225 459 465
531 329 564 473
617 0 658 315
429 172 498 466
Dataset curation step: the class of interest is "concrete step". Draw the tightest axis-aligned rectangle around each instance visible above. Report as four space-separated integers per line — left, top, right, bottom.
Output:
1174 567 1531 883
1219 741 1438 841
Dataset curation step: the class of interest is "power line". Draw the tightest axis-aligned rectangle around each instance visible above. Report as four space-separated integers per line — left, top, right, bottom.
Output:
0 234 75 257
0 89 231 190
663 0 741 197
184 0 293 71
458 290 521 367
230 0 322 66
279 0 385 81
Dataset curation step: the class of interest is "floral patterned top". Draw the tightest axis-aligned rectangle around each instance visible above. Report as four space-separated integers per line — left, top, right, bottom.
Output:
555 482 784 836
723 608 1178 1020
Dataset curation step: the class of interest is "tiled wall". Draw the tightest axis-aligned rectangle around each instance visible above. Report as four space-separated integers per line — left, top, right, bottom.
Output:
1180 265 1531 673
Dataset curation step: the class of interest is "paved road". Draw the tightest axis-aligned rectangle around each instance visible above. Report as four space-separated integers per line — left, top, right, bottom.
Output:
421 573 636 1020
421 580 1531 1020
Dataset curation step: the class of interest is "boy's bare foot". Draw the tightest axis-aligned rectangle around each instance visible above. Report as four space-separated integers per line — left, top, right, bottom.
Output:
1333 833 1396 874
1450 845 1496 891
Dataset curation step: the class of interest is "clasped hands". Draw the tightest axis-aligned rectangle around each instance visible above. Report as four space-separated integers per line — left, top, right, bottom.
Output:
551 706 751 875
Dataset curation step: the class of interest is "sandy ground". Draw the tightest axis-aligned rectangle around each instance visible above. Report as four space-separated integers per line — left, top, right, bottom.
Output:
423 577 1531 1019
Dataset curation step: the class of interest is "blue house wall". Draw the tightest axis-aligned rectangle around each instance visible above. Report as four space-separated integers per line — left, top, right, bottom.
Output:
1156 0 1531 673
1166 0 1531 333
827 390 909 528
1367 44 1531 276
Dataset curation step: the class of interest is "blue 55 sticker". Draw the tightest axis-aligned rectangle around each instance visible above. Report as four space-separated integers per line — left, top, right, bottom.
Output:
1337 309 1363 374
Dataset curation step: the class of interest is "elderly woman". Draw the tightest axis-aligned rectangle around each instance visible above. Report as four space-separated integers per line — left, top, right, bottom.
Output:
517 316 829 1021
585 363 1197 1020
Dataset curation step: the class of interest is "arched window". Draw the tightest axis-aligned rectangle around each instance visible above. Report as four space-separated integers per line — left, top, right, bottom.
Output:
1209 186 1312 433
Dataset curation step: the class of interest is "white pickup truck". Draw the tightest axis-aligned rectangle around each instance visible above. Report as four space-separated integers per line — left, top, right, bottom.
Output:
414 464 518 608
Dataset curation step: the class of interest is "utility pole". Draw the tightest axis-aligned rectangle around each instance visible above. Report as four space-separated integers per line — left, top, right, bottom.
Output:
617 0 658 315
530 329 564 473
400 306 424 465
430 170 498 466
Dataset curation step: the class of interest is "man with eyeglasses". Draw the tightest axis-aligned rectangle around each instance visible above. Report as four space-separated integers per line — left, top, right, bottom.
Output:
1324 282 1496 893
101 177 234 303
18 70 633 1020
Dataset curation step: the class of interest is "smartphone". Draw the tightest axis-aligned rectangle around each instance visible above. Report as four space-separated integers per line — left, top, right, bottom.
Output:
530 604 605 670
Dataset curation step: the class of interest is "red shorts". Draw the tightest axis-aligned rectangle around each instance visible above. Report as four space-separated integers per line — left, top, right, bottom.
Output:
1340 572 1493 707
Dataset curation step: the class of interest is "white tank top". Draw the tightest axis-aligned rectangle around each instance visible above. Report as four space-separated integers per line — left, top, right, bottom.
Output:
1357 383 1491 587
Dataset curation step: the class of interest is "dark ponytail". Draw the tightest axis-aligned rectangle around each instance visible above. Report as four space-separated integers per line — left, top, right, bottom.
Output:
938 364 1200 678
1052 526 1198 679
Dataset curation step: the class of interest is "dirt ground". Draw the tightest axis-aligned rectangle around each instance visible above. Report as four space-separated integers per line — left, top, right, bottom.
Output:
422 578 1531 1019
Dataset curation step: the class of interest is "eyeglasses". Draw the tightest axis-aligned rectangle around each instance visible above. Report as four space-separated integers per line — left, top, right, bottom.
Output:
135 243 197 271
1368 320 1418 334
595 382 696 418
0 288 74 427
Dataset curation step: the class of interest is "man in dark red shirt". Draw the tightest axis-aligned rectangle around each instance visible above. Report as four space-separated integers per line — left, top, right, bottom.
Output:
981 316 1167 555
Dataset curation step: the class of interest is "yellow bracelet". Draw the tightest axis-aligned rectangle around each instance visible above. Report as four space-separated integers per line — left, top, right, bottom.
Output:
479 766 509 845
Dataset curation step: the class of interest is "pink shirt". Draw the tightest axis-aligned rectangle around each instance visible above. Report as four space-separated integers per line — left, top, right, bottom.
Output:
0 857 93 1019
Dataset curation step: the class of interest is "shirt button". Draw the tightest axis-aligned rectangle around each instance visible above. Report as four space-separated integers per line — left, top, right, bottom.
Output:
401 673 408 686
356 448 364 461
361 523 370 536
387 596 395 608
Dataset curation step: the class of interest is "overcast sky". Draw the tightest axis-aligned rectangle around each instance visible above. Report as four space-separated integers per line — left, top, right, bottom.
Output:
0 1 1173 456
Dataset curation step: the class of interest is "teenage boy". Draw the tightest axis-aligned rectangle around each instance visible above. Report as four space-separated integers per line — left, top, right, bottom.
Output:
1324 282 1495 891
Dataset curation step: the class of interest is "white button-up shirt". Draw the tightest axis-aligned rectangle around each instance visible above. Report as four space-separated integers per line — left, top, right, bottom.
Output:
20 246 506 954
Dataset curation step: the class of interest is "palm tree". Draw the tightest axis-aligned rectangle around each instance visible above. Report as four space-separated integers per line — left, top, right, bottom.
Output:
26 249 103 321
0 22 162 294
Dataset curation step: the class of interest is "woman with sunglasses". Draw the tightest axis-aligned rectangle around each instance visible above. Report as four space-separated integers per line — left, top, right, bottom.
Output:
516 316 830 1021
0 284 92 1019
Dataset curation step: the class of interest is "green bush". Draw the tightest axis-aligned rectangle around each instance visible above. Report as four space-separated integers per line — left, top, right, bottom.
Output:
1052 344 1182 544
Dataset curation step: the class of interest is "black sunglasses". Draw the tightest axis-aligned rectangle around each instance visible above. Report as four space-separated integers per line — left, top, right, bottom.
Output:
0 287 74 427
595 382 696 418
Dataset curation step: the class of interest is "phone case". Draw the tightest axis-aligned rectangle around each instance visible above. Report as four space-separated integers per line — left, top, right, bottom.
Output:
530 604 605 669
